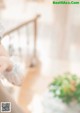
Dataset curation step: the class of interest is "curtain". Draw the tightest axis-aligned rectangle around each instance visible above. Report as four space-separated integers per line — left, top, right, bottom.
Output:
53 0 80 60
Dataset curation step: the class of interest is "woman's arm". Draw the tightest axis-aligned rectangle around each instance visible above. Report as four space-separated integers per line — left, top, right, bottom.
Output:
0 81 25 113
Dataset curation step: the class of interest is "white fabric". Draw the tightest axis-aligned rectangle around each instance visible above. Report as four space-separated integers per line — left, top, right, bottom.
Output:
1 57 25 86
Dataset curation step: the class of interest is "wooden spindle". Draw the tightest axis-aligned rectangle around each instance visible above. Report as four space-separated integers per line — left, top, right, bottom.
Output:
29 17 38 67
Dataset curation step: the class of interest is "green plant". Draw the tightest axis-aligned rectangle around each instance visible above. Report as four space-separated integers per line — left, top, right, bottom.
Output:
49 73 80 104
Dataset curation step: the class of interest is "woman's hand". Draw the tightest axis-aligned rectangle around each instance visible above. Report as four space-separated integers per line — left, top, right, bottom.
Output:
0 56 13 73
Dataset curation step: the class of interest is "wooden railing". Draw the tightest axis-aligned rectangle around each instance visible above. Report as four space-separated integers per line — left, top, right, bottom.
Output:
3 15 40 37
1 14 40 67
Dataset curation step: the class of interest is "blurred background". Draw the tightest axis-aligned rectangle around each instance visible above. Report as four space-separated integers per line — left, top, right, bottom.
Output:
0 0 80 113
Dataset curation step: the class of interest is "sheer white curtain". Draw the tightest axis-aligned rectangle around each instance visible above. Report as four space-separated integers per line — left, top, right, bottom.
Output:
53 1 80 61
53 4 69 60
53 1 80 75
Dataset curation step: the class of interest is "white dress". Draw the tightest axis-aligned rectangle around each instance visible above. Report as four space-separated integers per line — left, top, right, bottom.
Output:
1 57 25 86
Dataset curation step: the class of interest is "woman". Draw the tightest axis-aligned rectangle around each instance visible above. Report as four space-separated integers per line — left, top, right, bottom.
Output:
0 44 25 113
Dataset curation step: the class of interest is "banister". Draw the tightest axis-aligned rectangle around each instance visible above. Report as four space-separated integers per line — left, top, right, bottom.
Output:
1 14 40 67
3 14 40 38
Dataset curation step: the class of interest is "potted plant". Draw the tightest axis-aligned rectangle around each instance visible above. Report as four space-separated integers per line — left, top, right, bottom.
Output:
43 73 80 113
